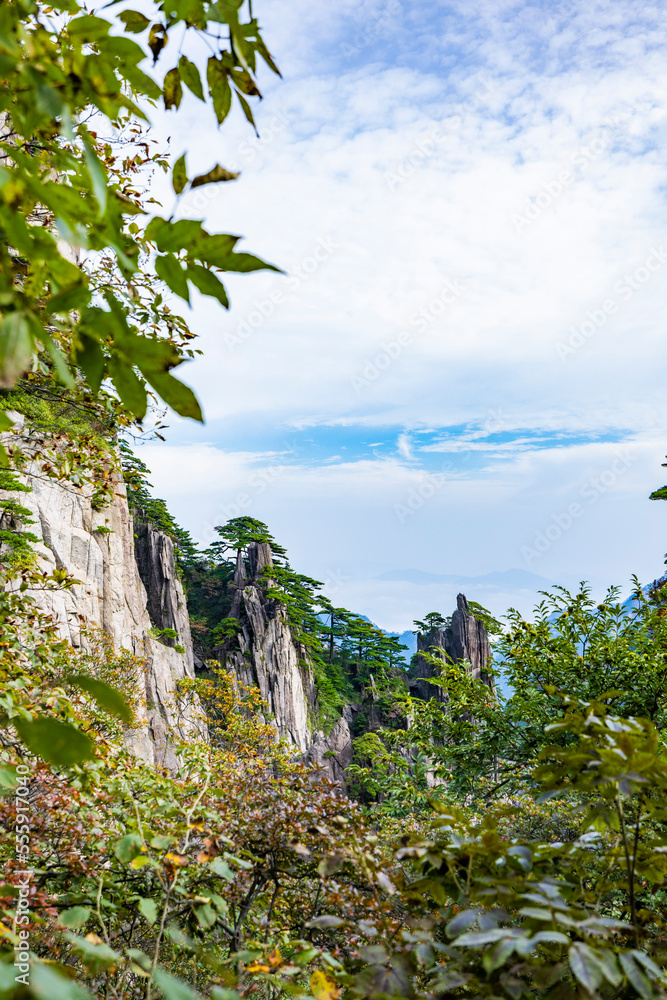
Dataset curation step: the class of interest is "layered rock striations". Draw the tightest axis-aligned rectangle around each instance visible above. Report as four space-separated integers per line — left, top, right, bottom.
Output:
2 417 493 789
219 541 316 753
0 419 202 768
410 593 492 701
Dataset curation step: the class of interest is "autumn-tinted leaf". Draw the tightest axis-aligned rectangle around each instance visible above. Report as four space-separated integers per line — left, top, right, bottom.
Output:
172 153 188 194
163 67 183 110
191 164 239 188
148 23 167 63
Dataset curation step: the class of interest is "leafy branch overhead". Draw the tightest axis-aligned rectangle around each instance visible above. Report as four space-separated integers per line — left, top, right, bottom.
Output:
0 0 281 421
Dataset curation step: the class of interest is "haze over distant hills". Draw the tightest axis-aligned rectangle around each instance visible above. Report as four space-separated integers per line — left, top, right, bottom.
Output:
378 568 575 657
377 568 556 590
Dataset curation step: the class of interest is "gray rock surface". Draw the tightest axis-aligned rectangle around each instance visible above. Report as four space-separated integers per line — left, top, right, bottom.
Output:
410 592 492 700
221 542 316 752
134 519 195 675
308 705 356 788
0 417 203 769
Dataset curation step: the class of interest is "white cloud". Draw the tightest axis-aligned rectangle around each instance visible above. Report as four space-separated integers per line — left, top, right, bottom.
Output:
140 0 667 628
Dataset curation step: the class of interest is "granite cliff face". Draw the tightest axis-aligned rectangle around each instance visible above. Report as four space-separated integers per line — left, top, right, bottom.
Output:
410 593 492 701
1 417 493 788
0 419 202 769
219 541 316 753
217 540 355 783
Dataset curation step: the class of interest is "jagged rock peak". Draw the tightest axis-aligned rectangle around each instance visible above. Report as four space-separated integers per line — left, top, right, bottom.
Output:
222 541 316 752
410 592 492 700
448 593 492 684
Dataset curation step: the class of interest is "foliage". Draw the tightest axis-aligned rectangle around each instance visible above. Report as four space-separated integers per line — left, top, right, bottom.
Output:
413 612 450 634
0 0 281 423
3 597 667 1000
355 581 667 810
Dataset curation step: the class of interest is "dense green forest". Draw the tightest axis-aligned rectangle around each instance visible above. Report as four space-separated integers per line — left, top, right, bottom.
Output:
1 0 667 998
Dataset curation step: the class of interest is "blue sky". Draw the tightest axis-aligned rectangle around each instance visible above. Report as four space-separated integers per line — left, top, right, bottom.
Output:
137 0 667 630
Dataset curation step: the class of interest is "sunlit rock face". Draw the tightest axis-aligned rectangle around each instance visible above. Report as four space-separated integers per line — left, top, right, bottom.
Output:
220 542 316 753
410 593 492 702
0 416 203 769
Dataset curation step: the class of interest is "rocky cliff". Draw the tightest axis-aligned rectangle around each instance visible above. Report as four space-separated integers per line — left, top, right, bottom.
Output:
410 593 492 701
1 418 494 788
216 540 355 783
0 417 203 769
219 541 316 752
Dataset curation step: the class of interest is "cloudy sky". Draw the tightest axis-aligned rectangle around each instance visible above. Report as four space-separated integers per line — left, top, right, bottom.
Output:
137 0 667 631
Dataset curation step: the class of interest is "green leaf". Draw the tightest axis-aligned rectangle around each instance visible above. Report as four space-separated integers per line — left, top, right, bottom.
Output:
13 717 96 766
138 898 158 925
172 153 188 195
186 264 229 308
114 833 144 863
155 253 190 301
210 857 234 880
455 929 509 947
30 962 95 1000
75 334 106 393
213 250 281 274
0 764 18 790
145 217 204 253
0 312 34 388
119 9 151 32
66 933 122 972
69 675 133 725
108 358 148 419
57 906 92 929
143 369 203 422
153 968 203 1000
0 410 14 433
569 943 603 993
235 91 256 132
194 903 217 929
178 55 204 100
207 58 232 125
38 328 76 389
45 285 92 315
482 938 516 974
191 164 239 188
83 140 108 215
619 953 653 999
163 67 183 110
